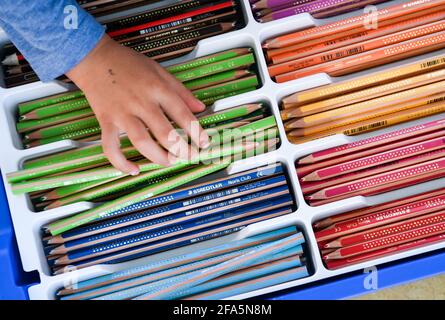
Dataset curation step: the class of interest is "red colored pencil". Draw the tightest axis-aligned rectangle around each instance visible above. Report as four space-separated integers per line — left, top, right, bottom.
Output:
302 136 445 182
316 194 445 242
325 210 445 249
107 1 235 37
313 188 445 230
324 220 445 259
325 233 445 269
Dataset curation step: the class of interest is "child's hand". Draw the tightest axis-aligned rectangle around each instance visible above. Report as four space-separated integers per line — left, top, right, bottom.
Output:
66 35 209 175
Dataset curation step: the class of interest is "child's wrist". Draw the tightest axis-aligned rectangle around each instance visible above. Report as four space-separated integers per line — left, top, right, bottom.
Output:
66 34 114 91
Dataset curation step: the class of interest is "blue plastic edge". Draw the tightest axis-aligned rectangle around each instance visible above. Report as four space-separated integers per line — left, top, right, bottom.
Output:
0 171 39 300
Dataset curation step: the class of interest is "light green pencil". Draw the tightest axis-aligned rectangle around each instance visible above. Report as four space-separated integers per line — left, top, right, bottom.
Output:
193 76 259 100
11 142 258 194
18 90 85 115
20 97 90 120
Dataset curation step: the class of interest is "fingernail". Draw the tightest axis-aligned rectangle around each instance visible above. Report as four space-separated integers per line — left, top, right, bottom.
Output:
130 169 140 176
197 101 206 110
200 135 210 149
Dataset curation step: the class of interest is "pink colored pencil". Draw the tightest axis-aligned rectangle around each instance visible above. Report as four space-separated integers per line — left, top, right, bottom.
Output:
308 157 445 200
302 148 445 194
309 170 445 206
302 136 445 181
299 118 445 164
297 129 445 177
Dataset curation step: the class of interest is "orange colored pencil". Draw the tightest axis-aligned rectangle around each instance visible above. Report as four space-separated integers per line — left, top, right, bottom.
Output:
269 20 445 77
270 10 445 64
263 0 445 49
275 31 445 82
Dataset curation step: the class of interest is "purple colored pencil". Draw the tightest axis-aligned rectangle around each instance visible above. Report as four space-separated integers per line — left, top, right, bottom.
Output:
252 0 313 9
260 0 383 21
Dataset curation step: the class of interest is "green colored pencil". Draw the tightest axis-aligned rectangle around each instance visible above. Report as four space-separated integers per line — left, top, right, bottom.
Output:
41 177 120 201
173 53 256 82
211 116 277 145
11 142 257 194
23 137 132 170
198 104 262 127
20 97 90 120
7 146 140 184
201 87 257 106
25 116 99 140
17 108 94 133
45 162 232 236
192 76 259 100
25 126 102 148
184 69 252 91
45 164 193 210
166 48 251 74
18 90 85 115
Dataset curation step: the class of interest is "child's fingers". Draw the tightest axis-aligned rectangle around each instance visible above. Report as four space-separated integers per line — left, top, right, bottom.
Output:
100 122 139 175
158 92 210 149
123 116 173 166
158 68 205 113
137 105 196 161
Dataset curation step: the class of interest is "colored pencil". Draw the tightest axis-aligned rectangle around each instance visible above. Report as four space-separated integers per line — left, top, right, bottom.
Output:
173 53 256 82
275 31 445 82
270 11 445 64
47 174 287 243
308 156 445 200
259 0 386 22
313 188 445 229
302 135 445 181
269 20 445 77
263 0 445 49
288 101 445 142
281 69 445 118
18 90 85 115
324 220 445 259
324 210 445 248
281 55 445 107
47 192 292 258
299 118 445 165
184 266 308 300
17 109 95 134
19 97 90 120
133 232 303 300
51 208 293 272
301 148 445 194
57 226 296 296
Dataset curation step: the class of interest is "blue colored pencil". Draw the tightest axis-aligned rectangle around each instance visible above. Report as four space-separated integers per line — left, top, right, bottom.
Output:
100 163 283 218
186 266 309 300
94 247 303 300
62 245 303 300
51 208 293 273
49 194 293 261
57 226 297 295
47 174 287 244
167 254 303 300
133 233 305 300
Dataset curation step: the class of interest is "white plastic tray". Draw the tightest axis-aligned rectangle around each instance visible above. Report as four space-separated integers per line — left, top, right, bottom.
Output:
0 0 444 300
